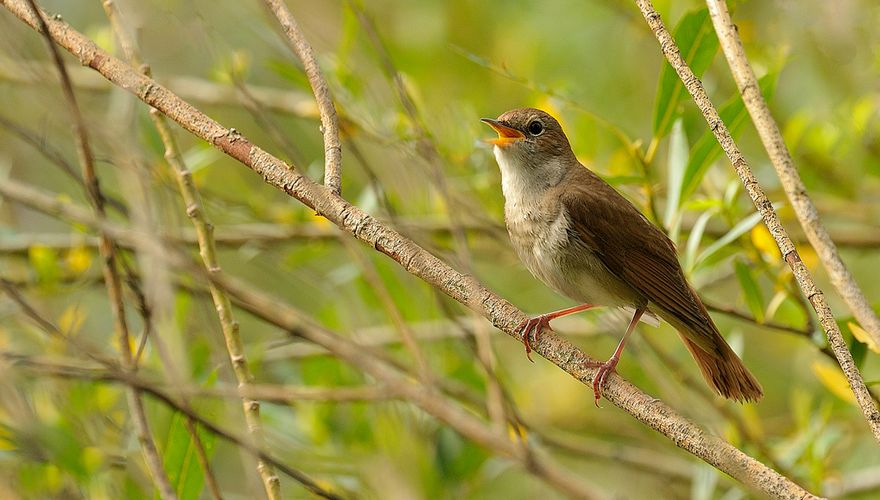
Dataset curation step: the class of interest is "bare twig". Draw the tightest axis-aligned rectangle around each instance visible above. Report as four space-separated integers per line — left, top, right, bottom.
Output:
151 104 283 497
0 178 604 499
0 4 817 496
0 55 318 117
20 1 175 496
263 0 342 194
634 0 880 447
353 4 510 431
3 352 343 500
101 1 282 494
706 0 880 347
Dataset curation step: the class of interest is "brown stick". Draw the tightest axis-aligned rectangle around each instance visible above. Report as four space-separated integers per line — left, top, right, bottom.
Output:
634 0 880 446
0 2 815 496
705 0 880 348
263 0 342 195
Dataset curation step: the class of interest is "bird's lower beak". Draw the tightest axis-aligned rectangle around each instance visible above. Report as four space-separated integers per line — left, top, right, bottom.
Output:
481 118 525 146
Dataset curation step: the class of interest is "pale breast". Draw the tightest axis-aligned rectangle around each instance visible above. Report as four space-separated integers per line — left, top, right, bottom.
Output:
505 206 630 308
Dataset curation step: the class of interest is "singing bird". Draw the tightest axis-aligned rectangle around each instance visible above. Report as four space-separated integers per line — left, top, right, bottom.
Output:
481 108 762 404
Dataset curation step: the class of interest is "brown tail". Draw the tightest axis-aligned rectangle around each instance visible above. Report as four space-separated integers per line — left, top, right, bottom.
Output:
678 333 763 402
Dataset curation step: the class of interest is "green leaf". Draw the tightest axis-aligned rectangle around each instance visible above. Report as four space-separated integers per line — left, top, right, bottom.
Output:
694 207 775 269
664 119 688 236
684 209 715 273
163 413 216 500
680 73 778 203
652 9 719 138
734 260 765 323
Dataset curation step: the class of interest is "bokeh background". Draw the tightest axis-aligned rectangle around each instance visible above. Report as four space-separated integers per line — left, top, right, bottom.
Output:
1 0 879 498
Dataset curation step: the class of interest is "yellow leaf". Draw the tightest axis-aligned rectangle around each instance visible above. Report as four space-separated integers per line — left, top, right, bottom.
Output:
81 446 105 472
811 361 855 404
58 306 86 335
507 421 528 443
849 321 880 353
65 245 93 274
532 96 566 130
750 225 780 261
0 424 15 451
796 244 819 272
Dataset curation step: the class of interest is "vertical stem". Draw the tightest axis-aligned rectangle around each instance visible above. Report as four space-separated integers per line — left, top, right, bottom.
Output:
22 0 176 497
705 0 880 346
634 0 880 444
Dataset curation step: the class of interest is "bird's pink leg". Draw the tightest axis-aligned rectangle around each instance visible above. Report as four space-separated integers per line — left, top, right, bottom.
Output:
518 303 596 362
586 306 645 406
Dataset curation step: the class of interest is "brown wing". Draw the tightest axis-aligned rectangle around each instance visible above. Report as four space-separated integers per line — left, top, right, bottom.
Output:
559 166 722 357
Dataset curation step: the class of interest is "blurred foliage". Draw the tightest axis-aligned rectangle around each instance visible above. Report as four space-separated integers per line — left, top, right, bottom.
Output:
0 0 879 498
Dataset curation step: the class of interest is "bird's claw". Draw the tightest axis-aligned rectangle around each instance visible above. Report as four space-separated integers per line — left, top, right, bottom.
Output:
584 357 619 407
516 315 554 363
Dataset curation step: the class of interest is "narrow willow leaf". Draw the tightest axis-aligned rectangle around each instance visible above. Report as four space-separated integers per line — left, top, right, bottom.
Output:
652 9 719 138
664 119 688 235
684 209 715 273
163 413 215 499
849 321 880 353
680 74 778 203
734 260 765 323
694 206 779 269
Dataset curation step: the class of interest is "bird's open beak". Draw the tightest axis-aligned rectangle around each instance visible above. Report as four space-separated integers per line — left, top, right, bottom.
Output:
481 118 525 146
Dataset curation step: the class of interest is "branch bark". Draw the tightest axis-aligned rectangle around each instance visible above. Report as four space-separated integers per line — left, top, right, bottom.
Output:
633 0 880 445
263 0 342 195
0 1 816 496
704 0 880 348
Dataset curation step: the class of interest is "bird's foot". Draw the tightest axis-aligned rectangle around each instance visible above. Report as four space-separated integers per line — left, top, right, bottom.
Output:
584 356 620 407
516 315 554 363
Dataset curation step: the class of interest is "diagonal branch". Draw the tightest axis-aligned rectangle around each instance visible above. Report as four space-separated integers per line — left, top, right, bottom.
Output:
705 0 880 348
0 2 816 496
263 0 342 195
633 0 880 445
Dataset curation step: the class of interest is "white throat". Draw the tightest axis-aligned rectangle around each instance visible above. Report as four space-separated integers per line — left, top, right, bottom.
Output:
494 145 566 210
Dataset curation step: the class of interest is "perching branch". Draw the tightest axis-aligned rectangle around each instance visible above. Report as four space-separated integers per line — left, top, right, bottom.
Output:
0 176 604 500
21 1 175 497
263 0 342 195
0 3 817 497
705 0 880 348
634 0 880 446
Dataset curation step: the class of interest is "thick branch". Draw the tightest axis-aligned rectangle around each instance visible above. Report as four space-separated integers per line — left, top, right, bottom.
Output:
634 0 880 446
705 0 880 347
0 2 815 496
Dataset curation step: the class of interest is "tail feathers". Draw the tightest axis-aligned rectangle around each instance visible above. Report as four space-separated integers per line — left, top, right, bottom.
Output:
679 334 763 403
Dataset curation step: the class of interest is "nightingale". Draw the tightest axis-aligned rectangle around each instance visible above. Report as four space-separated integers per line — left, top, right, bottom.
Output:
481 108 763 404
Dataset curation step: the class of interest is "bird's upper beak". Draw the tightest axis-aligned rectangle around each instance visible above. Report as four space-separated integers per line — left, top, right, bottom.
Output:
481 118 525 146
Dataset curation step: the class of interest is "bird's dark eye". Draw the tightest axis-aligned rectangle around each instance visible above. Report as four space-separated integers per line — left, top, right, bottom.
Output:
527 120 544 136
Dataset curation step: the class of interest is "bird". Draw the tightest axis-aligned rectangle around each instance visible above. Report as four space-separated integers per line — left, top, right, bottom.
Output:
481 107 763 405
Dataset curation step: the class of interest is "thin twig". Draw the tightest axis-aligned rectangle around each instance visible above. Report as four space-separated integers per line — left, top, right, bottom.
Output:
20 1 175 496
0 178 603 499
0 5 817 496
3 352 344 500
102 1 283 493
634 0 880 446
706 0 880 346
263 0 342 194
352 3 511 431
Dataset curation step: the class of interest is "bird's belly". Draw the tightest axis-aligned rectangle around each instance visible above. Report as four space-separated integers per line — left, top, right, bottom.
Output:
508 212 632 308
